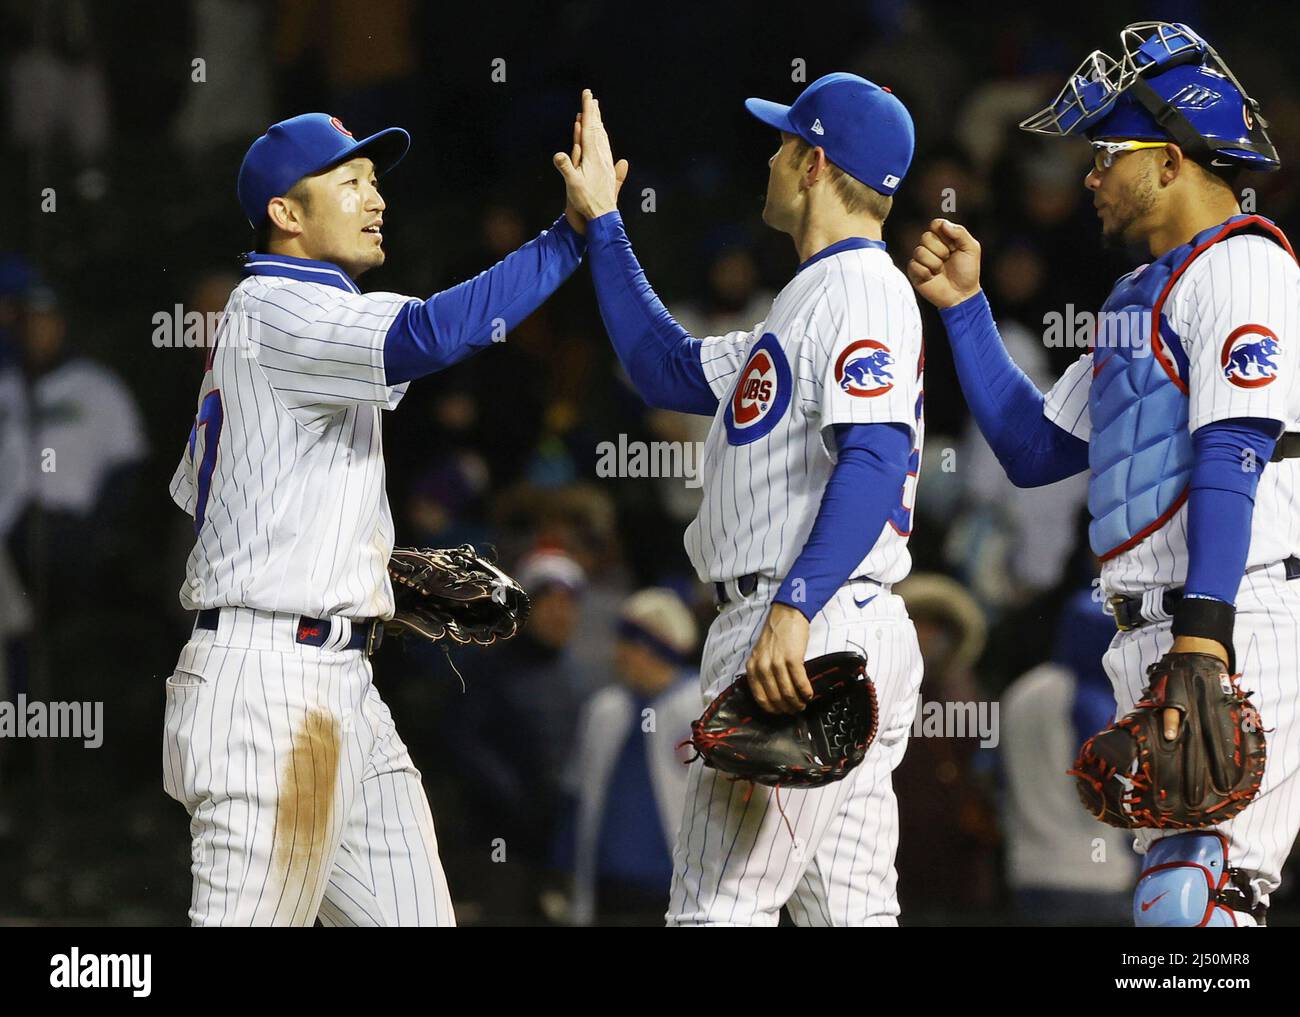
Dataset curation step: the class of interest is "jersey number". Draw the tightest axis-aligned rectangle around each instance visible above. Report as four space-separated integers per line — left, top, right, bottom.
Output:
889 390 923 536
187 389 223 534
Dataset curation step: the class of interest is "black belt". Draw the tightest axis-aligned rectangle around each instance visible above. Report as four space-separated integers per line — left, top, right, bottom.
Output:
1272 433 1300 462
196 608 384 656
1109 555 1300 632
713 573 760 606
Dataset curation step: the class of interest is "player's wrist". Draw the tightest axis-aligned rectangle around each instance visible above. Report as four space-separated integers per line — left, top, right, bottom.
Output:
936 287 986 314
1172 595 1236 672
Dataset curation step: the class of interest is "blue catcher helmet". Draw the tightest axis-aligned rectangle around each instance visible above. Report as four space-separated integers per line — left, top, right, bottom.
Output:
1019 21 1279 171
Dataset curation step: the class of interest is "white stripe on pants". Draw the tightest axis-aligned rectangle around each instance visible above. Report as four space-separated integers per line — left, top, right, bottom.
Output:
162 609 454 926
1104 562 1300 904
666 580 923 926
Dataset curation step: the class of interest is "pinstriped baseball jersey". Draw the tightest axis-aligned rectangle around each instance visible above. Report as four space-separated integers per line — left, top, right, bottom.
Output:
170 256 413 618
1043 234 1300 594
685 242 924 584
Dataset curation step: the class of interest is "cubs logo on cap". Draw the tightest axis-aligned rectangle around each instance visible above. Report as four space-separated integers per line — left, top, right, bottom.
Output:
836 339 895 397
1221 324 1280 388
724 333 792 445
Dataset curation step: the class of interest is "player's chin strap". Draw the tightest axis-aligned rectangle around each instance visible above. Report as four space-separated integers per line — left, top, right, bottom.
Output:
1134 832 1267 927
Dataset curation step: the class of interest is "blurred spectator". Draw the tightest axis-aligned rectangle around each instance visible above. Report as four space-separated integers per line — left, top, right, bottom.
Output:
1000 589 1135 925
947 318 1088 612
404 452 493 548
11 283 146 592
892 573 1001 917
440 548 588 920
552 588 699 926
6 3 111 167
173 0 273 158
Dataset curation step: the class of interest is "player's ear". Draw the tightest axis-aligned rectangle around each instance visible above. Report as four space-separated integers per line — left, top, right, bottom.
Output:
805 146 828 189
1160 143 1184 187
266 196 303 237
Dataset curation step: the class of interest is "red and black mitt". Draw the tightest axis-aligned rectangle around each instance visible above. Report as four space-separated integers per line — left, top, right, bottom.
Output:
1070 652 1266 829
687 651 878 789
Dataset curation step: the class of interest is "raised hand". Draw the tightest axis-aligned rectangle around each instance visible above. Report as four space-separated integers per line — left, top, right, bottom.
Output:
555 89 630 230
907 218 983 309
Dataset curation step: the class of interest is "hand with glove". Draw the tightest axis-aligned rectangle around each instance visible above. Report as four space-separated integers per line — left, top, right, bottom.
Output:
1071 651 1266 829
386 544 531 647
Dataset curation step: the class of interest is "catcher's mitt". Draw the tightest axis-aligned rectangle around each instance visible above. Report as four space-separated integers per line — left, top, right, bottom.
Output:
386 544 530 647
687 651 878 789
1070 652 1266 829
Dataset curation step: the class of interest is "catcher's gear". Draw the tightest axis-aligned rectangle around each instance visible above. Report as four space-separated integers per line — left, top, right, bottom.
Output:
1133 832 1264 927
386 545 530 646
1019 22 1279 171
1071 652 1266 829
687 651 878 788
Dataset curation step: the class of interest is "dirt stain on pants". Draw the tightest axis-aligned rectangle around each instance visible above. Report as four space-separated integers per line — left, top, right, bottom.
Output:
273 707 342 919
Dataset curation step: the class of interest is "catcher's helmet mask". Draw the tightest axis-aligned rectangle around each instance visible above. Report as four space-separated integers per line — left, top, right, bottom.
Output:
1019 21 1279 172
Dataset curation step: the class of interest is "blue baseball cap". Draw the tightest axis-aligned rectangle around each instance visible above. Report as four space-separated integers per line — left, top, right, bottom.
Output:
237 113 411 228
745 72 915 195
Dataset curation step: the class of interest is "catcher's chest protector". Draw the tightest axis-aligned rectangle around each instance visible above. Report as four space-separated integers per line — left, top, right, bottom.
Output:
1087 215 1292 560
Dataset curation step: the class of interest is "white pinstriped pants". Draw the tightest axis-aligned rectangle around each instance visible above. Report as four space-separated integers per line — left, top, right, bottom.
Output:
1105 562 1300 905
162 608 454 926
667 579 924 926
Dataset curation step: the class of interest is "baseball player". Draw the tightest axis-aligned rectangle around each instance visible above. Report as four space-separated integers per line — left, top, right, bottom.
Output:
164 112 615 926
908 22 1300 926
556 80 926 925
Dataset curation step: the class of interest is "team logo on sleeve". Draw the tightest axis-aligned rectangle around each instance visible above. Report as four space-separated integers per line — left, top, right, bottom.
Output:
723 332 791 445
836 339 895 397
1221 324 1280 388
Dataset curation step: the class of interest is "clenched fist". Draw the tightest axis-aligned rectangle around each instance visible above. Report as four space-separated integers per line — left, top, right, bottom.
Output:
907 218 983 309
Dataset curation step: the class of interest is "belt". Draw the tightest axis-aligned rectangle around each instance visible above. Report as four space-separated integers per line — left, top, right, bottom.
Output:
713 573 760 606
1108 555 1300 632
195 608 385 656
712 573 888 607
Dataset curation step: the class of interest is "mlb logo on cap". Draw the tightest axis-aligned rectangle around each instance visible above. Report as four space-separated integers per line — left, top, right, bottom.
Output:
744 72 915 195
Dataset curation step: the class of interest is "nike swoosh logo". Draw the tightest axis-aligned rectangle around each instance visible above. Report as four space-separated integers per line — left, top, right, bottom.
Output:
854 593 878 608
1140 891 1169 912
1211 158 1234 167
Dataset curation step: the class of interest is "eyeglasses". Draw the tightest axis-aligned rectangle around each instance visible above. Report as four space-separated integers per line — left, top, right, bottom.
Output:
1090 139 1169 172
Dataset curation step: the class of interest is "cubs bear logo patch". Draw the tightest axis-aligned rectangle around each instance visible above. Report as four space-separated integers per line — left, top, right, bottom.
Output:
835 339 895 397
724 332 791 446
1221 324 1280 389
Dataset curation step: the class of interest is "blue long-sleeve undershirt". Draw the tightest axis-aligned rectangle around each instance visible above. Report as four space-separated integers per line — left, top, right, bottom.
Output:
938 290 1089 487
1184 418 1280 605
585 211 718 415
774 422 914 621
382 217 585 385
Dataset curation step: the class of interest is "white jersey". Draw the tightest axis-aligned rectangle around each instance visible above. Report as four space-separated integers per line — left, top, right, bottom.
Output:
1043 234 1300 595
684 240 925 585
170 255 413 619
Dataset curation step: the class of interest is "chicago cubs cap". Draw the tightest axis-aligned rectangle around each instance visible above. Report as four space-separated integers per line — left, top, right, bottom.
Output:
237 113 411 227
745 72 915 195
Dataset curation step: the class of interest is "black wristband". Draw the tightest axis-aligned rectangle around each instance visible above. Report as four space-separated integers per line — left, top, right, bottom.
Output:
1172 595 1237 673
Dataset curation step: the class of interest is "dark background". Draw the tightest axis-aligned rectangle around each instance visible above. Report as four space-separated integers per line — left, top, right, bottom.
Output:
1 0 1298 925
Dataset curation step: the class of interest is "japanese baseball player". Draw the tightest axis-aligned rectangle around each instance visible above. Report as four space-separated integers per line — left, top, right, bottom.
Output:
164 112 615 926
556 79 926 925
909 23 1300 926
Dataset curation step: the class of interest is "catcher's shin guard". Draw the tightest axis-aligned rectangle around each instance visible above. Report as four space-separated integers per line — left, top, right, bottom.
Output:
1133 832 1265 927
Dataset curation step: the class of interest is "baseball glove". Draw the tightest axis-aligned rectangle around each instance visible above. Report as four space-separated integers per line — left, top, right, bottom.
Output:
386 544 530 647
1070 652 1267 829
687 651 878 789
